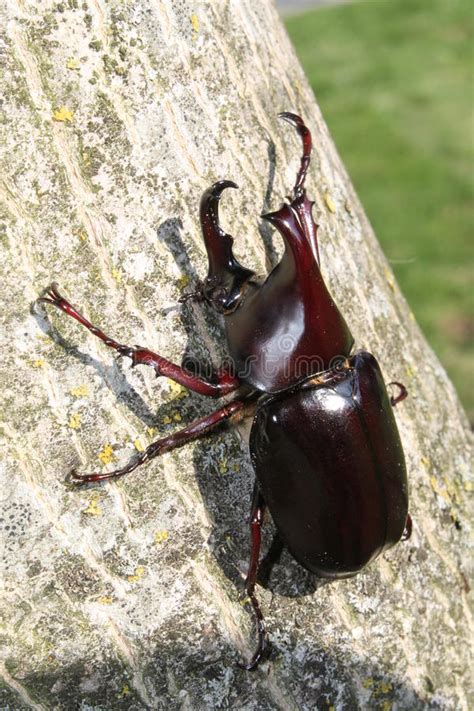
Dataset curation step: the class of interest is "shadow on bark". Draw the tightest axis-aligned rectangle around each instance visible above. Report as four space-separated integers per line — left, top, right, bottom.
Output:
8 638 440 710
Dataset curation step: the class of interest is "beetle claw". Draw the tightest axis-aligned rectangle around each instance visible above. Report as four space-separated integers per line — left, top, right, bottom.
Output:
37 282 64 309
238 592 268 672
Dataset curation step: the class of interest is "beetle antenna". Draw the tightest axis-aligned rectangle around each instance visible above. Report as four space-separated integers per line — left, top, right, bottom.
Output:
278 112 312 197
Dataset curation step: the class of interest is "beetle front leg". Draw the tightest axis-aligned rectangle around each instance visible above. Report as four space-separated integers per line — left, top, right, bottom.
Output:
38 283 240 397
239 484 268 672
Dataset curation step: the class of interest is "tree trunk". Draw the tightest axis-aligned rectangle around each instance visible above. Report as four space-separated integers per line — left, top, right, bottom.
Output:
1 1 472 709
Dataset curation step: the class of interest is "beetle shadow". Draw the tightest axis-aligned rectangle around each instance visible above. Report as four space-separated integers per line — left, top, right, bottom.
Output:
14 627 438 710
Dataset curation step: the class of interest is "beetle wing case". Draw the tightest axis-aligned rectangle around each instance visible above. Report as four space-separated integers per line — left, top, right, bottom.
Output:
250 351 408 578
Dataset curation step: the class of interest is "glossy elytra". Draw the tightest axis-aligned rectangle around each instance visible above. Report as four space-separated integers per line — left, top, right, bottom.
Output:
38 113 411 671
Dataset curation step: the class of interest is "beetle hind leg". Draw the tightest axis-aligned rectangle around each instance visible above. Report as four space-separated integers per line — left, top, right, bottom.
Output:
388 381 408 407
238 484 269 672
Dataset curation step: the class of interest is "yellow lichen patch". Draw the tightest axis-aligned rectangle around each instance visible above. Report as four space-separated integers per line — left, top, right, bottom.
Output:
168 380 188 399
405 364 415 379
191 13 199 40
146 427 156 437
384 267 395 292
464 480 473 492
134 438 145 452
294 78 304 101
68 413 82 430
79 232 88 241
421 456 430 468
177 274 190 290
362 678 374 689
162 414 172 425
324 192 336 213
377 681 392 695
380 702 392 711
231 462 239 473
53 106 74 122
83 495 102 516
66 57 80 70
112 268 123 284
70 384 89 398
128 565 146 583
98 596 113 604
154 530 169 544
430 476 450 502
98 443 115 466
218 457 228 474
119 684 130 697
173 412 182 422
32 359 45 368
443 475 460 503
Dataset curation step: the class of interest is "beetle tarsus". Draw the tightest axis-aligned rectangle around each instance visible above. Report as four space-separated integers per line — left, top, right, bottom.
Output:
238 485 268 671
178 282 205 304
238 593 268 671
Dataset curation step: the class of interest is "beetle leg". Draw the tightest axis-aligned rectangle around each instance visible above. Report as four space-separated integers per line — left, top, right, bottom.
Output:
388 381 408 407
37 283 240 397
70 393 259 484
402 513 413 541
239 484 268 672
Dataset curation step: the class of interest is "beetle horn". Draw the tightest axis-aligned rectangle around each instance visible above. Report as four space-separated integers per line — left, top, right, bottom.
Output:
274 113 320 265
278 112 312 197
200 180 255 314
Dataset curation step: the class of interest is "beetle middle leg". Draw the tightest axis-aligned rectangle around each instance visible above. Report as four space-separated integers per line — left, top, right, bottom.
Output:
239 484 268 671
38 283 240 397
70 392 259 484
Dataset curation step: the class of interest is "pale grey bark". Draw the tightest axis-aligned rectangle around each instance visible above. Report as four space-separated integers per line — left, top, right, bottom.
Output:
1 1 472 709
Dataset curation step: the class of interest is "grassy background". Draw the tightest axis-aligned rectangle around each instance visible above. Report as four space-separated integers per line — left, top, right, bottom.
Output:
285 0 474 422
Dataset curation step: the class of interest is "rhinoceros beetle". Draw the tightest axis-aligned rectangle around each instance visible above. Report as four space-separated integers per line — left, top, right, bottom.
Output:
38 113 411 670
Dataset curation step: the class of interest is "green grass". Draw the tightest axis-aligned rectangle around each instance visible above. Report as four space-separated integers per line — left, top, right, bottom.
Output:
286 0 474 421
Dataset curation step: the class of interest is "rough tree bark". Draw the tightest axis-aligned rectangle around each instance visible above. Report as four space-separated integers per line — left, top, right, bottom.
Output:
1 1 472 709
